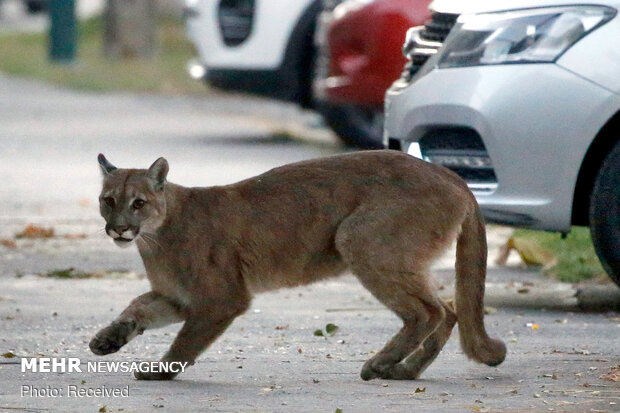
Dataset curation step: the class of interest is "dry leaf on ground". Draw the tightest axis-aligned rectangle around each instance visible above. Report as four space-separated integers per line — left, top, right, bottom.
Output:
16 224 54 239
496 236 557 268
63 234 88 240
600 365 620 382
0 239 17 249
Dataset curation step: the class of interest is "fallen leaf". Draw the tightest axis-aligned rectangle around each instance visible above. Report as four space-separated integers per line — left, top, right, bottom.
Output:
600 365 620 382
496 236 557 268
41 268 90 279
275 324 289 330
64 233 88 240
99 406 107 413
313 329 324 337
297 348 302 354
415 387 426 393
517 288 530 294
335 409 343 413
0 239 17 249
2 352 16 358
313 379 320 384
16 224 54 239
325 323 339 335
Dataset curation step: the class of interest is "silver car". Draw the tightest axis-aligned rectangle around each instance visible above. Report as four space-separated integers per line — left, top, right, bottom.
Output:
384 0 620 286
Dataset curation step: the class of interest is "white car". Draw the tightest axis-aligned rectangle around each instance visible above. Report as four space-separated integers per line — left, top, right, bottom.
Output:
184 0 387 148
184 0 320 106
384 0 620 286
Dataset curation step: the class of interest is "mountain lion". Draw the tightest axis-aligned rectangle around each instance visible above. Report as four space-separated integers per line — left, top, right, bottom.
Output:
90 151 505 380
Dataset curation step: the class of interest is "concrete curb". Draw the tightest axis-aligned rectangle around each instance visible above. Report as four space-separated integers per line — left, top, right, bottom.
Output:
437 282 620 312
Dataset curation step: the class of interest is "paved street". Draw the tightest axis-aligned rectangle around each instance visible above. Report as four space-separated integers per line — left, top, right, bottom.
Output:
0 74 618 412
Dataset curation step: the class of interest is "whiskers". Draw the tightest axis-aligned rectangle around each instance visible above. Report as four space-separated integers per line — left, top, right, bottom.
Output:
137 232 163 251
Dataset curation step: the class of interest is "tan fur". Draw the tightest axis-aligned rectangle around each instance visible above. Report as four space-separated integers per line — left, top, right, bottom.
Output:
90 150 506 381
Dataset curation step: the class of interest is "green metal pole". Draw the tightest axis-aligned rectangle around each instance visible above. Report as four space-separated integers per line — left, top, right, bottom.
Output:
49 0 77 63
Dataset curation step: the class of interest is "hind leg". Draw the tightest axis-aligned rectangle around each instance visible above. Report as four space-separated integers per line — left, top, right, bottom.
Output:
387 300 457 379
353 268 446 380
335 204 457 380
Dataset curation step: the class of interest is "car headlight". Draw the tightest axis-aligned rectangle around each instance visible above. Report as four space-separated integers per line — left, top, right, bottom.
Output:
437 6 616 68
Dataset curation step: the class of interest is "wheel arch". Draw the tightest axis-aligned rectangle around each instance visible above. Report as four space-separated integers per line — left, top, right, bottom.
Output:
572 109 620 226
281 0 322 108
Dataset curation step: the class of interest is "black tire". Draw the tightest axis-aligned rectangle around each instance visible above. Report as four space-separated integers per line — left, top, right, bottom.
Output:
317 103 385 149
589 139 620 288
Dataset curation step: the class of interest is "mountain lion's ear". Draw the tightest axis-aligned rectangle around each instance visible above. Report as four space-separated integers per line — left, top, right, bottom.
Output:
147 157 169 191
98 153 117 176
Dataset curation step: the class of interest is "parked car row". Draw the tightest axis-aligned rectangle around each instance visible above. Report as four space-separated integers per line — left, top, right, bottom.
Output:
185 0 620 287
184 0 423 148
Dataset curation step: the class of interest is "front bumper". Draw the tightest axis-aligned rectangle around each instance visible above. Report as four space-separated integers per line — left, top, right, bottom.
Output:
385 64 617 231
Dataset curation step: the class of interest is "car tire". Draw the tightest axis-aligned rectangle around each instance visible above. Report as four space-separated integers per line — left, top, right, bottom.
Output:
589 139 620 288
317 103 384 149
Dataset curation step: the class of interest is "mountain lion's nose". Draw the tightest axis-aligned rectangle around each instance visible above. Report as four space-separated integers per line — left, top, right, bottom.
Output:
114 225 129 234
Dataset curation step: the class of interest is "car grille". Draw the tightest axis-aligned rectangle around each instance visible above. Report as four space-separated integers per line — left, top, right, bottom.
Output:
218 0 255 47
400 12 458 83
418 128 497 190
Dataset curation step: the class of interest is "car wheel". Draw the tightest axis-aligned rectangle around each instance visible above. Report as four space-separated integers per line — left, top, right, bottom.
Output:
589 139 620 288
317 103 384 149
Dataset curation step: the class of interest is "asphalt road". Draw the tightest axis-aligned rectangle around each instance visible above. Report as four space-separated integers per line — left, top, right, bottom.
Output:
0 74 618 412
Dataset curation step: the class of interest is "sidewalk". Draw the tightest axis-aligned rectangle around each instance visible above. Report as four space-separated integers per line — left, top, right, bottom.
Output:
0 270 618 412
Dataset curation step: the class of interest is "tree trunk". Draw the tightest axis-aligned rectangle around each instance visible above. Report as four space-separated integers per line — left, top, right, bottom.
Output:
103 0 157 59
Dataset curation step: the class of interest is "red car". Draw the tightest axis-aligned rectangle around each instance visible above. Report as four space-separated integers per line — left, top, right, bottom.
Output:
314 0 431 148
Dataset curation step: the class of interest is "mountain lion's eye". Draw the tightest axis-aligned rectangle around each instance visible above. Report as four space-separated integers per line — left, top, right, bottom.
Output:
133 199 146 210
103 197 115 208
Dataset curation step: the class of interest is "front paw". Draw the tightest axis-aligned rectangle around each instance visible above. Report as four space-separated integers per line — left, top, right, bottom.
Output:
134 370 178 381
89 321 136 355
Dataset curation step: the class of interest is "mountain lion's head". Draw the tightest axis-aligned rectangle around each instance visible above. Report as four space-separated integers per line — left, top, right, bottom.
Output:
97 154 169 248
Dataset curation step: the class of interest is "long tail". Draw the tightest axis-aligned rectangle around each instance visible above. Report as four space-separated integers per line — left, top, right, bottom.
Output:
455 202 506 367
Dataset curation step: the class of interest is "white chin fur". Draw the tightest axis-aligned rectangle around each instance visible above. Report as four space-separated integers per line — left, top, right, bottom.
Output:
113 239 133 248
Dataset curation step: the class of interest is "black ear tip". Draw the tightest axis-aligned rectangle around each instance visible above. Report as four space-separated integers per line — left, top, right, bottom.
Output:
98 153 105 162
